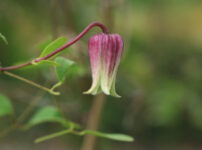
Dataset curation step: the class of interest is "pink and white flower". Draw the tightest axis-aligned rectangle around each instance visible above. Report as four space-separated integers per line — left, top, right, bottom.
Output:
84 33 124 98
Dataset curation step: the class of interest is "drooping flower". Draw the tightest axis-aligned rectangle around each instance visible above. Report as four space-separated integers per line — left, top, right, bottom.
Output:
84 33 123 98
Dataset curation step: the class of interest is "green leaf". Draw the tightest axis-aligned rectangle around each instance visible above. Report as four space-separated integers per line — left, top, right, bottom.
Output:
55 57 75 82
32 60 59 66
39 36 67 58
38 37 52 51
0 94 13 117
0 33 8 45
68 65 85 78
25 106 69 129
80 130 134 142
35 128 134 143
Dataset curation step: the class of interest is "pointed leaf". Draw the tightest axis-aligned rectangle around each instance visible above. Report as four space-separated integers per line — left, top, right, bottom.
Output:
0 33 8 45
39 37 67 58
55 57 75 82
0 94 13 116
38 38 52 51
33 60 59 66
25 106 69 129
81 130 134 142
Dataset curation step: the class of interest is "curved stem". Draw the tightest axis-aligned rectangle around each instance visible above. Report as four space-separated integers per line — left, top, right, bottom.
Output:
35 124 74 143
3 71 60 95
0 22 108 72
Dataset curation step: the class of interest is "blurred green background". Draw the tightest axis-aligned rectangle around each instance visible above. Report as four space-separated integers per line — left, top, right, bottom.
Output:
0 0 202 149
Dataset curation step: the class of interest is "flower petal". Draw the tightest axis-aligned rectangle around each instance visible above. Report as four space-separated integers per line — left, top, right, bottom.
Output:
101 34 123 97
84 33 123 98
84 34 103 95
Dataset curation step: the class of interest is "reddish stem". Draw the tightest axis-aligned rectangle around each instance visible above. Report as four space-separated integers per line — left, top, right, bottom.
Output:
0 22 108 72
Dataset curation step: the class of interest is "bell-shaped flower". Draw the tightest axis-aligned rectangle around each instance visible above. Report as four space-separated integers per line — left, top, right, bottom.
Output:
84 33 123 98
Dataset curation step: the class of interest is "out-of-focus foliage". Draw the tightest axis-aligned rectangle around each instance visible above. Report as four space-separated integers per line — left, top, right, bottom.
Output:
39 36 67 58
25 106 69 129
0 0 202 149
55 57 75 82
0 33 8 45
0 94 13 117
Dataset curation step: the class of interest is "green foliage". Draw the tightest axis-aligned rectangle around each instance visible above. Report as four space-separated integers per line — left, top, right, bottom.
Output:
188 96 202 130
55 56 75 82
2 0 202 147
34 128 134 143
0 94 13 117
0 33 8 45
39 37 67 58
38 38 52 51
32 60 59 66
78 130 134 142
147 81 185 126
25 106 70 129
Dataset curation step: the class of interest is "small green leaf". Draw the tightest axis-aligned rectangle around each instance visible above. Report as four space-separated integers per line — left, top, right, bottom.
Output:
25 106 69 129
55 57 75 82
80 130 134 142
0 94 13 117
32 60 59 66
38 38 52 51
34 128 134 143
0 33 8 45
69 65 85 77
39 36 67 58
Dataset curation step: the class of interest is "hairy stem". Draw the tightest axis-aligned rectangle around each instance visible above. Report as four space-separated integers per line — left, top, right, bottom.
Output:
0 22 108 72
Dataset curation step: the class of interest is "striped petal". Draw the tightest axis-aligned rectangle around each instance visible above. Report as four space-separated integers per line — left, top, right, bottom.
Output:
101 34 123 97
84 33 123 98
83 34 103 95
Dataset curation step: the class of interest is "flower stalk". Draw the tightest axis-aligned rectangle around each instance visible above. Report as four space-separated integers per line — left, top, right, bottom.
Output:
0 22 123 97
0 22 108 72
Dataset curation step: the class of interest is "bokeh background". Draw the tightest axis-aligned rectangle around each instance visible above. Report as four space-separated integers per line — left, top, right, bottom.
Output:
0 0 202 150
